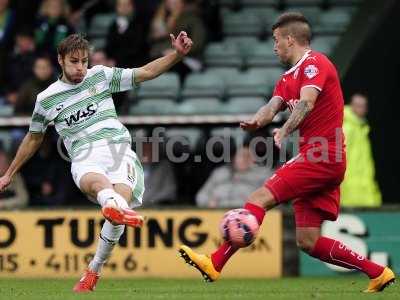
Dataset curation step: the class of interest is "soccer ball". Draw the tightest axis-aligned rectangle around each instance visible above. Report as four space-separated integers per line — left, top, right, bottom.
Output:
219 209 259 248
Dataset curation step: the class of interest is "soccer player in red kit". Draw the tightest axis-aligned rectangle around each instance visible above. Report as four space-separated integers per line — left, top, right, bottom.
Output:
179 12 395 292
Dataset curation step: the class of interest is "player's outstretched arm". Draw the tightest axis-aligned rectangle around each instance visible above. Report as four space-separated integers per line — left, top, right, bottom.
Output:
0 132 45 192
240 96 284 131
274 87 319 147
134 31 193 84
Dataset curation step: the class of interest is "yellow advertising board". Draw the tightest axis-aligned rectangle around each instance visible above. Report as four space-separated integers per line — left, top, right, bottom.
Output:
0 210 282 278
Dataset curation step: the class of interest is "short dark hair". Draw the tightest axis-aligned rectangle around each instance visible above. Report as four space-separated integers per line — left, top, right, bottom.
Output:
57 34 90 58
272 12 311 45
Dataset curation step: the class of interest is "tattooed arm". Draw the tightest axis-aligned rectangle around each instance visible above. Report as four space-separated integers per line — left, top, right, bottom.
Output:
240 96 284 131
274 87 319 147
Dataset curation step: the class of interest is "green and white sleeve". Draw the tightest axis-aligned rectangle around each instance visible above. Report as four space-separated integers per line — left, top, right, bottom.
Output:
103 65 137 93
29 101 49 133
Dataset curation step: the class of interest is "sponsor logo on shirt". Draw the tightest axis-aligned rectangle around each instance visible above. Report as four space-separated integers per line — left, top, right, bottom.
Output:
64 103 98 126
304 64 319 79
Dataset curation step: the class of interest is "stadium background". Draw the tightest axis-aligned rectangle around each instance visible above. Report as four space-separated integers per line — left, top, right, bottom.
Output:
1 0 400 283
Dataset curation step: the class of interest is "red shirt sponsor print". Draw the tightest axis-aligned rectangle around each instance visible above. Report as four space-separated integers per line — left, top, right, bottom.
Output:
273 50 345 153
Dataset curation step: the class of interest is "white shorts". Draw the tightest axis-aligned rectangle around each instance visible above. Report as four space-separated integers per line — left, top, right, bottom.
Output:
71 143 145 207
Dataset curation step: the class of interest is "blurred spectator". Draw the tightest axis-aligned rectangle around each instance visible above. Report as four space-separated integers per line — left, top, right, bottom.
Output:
35 0 74 62
67 0 100 30
149 0 178 47
6 29 37 93
21 133 70 206
0 0 16 94
0 0 15 50
90 48 114 67
12 56 55 116
149 0 206 81
135 0 162 29
139 141 177 206
105 0 149 67
0 141 28 209
68 0 114 31
341 93 382 207
13 0 40 31
196 146 273 208
199 0 222 42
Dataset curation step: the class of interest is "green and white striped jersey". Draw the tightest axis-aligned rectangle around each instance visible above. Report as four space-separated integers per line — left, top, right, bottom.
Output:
29 65 136 158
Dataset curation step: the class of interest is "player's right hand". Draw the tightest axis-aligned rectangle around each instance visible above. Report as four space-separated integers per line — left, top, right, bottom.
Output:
0 175 11 192
240 119 261 131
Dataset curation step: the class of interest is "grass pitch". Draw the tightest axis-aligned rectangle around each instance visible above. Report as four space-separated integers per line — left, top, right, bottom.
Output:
0 277 397 300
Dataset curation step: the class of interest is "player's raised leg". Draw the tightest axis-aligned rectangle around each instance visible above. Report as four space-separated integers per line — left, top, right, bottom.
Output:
179 186 276 282
80 172 144 227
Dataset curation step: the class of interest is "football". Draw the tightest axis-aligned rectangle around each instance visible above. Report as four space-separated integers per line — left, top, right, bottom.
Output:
219 208 260 248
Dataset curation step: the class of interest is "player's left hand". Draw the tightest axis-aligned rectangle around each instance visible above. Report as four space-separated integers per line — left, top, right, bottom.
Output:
170 31 193 57
0 174 11 192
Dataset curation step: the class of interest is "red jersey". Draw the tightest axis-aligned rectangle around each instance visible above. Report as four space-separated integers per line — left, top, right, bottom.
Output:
273 50 344 153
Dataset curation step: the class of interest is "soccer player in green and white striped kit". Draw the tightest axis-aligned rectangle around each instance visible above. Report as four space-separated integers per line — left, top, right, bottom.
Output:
0 32 193 292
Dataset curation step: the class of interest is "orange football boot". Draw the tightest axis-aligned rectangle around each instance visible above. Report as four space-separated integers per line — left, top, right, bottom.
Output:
102 205 144 228
363 267 395 293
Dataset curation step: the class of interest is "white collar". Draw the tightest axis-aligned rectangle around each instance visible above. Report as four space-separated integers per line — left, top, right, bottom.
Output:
284 49 312 75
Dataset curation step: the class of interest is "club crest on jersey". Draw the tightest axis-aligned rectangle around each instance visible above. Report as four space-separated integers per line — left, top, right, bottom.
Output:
64 103 98 126
88 86 97 96
304 64 319 79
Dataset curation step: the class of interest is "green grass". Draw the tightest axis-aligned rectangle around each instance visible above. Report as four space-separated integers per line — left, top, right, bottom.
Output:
0 277 397 300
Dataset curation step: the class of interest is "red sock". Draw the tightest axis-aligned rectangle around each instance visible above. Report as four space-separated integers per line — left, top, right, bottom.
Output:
243 202 265 225
211 202 265 272
311 236 384 279
211 241 237 272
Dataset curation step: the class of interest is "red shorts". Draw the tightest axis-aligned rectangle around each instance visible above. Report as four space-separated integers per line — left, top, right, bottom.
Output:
265 151 346 227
